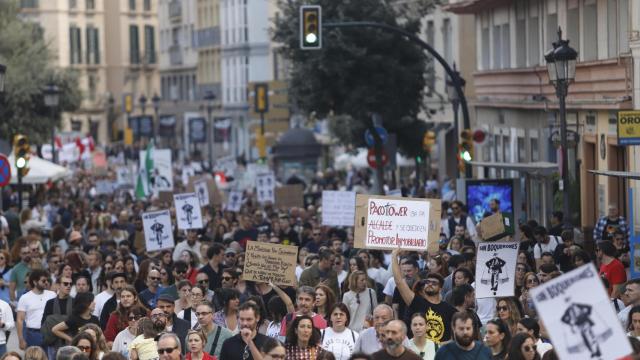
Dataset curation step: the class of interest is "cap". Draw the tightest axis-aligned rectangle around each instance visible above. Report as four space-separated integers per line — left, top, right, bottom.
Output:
157 293 176 303
225 248 236 255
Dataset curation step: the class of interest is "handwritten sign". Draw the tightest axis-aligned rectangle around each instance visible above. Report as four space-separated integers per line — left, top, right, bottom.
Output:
353 194 432 251
322 190 356 227
531 263 632 360
476 242 518 298
243 241 298 287
142 210 175 252
275 184 304 208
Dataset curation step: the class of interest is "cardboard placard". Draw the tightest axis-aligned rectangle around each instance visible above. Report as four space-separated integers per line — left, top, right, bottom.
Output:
475 242 518 298
479 212 514 241
275 184 304 209
354 194 439 252
531 263 632 360
243 241 298 287
321 190 356 227
187 176 224 206
142 209 175 251
158 191 174 205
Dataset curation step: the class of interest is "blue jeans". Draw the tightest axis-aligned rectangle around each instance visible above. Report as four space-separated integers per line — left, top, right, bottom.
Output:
24 327 44 349
0 344 6 357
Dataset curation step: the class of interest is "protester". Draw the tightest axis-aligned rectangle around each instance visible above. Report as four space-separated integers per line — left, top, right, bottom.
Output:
128 318 160 360
194 301 233 357
185 329 215 360
72 332 99 360
52 292 100 341
17 269 56 349
104 285 143 343
434 312 492 359
220 302 269 360
483 319 510 360
157 332 182 360
516 318 553 358
343 270 377 332
320 303 358 360
79 323 110 360
314 284 336 322
506 333 541 360
284 315 328 360
371 320 421 360
407 313 437 360
260 338 287 360
112 305 146 358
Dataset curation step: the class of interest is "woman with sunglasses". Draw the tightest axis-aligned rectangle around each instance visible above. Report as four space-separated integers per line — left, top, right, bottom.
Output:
160 266 173 288
112 305 147 358
495 297 522 337
72 332 99 360
314 284 336 323
179 284 206 328
186 329 216 360
285 315 328 360
342 271 377 332
483 319 511 360
520 273 539 318
513 263 530 298
105 285 144 344
52 292 99 343
79 323 110 359
506 333 540 360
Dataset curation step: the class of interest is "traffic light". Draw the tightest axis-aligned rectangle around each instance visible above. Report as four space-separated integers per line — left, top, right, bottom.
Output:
13 134 30 177
459 129 473 162
254 83 269 113
422 130 436 152
300 5 321 49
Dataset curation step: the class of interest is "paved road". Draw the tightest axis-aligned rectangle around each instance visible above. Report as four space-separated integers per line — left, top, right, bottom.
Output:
7 327 24 357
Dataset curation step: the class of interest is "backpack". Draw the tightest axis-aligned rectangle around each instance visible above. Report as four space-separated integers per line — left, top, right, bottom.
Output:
41 297 73 346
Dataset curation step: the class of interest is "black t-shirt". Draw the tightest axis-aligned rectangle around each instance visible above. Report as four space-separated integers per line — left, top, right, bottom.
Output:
65 314 100 337
220 333 269 360
199 263 223 290
372 348 422 360
233 228 258 248
406 296 456 344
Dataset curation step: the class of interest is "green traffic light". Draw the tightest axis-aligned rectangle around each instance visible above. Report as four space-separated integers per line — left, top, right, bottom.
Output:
416 156 422 164
16 157 26 169
461 150 472 162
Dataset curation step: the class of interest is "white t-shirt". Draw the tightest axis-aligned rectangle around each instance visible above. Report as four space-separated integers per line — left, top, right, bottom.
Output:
536 339 553 357
112 328 137 358
383 277 396 297
0 299 15 345
533 236 562 259
321 327 359 360
17 290 56 328
94 290 114 317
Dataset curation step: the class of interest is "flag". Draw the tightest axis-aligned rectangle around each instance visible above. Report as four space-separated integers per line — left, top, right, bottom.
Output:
135 142 154 199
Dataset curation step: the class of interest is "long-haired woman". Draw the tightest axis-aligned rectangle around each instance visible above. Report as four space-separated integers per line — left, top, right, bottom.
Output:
180 249 200 285
104 285 144 343
175 280 193 314
134 259 160 293
342 271 377 332
506 333 540 360
52 292 100 343
314 284 336 323
185 329 216 360
407 313 437 360
626 305 640 339
483 318 511 360
496 297 523 337
79 323 110 359
285 315 328 360
72 332 100 360
112 305 147 358
213 288 240 333
520 272 540 318
179 284 206 328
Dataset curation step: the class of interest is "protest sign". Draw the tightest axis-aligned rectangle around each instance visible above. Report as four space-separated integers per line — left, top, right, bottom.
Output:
322 190 356 227
193 178 210 207
531 263 632 360
475 241 518 298
174 193 204 230
353 194 432 251
275 184 304 208
256 172 275 203
139 148 174 194
142 210 174 251
227 190 243 212
187 176 224 206
95 180 115 195
243 241 298 287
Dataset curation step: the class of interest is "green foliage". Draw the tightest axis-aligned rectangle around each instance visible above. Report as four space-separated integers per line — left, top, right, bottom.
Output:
273 0 436 157
0 1 82 144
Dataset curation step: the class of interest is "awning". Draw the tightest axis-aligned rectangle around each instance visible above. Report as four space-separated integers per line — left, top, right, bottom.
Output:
469 161 558 176
588 170 640 180
9 153 72 184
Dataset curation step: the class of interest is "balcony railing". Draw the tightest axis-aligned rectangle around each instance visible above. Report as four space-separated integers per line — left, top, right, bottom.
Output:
169 0 181 22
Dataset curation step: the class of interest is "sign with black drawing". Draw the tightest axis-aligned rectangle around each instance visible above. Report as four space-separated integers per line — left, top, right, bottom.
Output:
531 263 632 360
193 179 210 207
255 172 275 204
475 241 518 298
227 190 243 212
174 193 204 230
142 210 174 252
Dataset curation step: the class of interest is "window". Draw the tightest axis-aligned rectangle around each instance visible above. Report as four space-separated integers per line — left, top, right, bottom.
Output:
566 0 580 56
144 0 151 11
86 0 94 10
442 18 452 64
517 137 526 162
129 25 140 64
129 0 136 11
492 8 510 69
425 20 435 92
583 0 598 60
69 0 77 9
144 25 156 64
531 137 539 162
20 0 38 8
88 73 97 101
70 26 82 64
528 1 540 66
501 24 510 68
515 1 526 68
546 0 558 53
619 0 630 53
481 12 490 70
608 0 618 57
86 26 100 64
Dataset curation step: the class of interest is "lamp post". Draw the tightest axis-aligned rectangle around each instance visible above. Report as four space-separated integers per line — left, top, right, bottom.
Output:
43 83 60 163
0 64 6 93
139 94 147 115
545 27 578 228
152 93 161 140
446 63 467 179
203 90 216 170
107 94 115 142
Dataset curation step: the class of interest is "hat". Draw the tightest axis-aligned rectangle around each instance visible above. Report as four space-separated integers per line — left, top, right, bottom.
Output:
225 248 236 255
157 293 176 303
69 231 83 243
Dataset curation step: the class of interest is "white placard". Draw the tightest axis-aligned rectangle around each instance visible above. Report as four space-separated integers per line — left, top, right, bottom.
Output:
475 241 518 298
256 172 275 204
116 166 134 186
142 210 175 251
364 198 430 250
531 263 632 360
95 180 115 195
227 190 243 212
139 149 174 194
174 193 204 230
387 189 402 197
321 190 356 227
193 179 210 207
182 165 196 187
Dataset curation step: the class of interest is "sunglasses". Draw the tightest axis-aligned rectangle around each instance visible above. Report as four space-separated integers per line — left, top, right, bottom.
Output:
77 345 91 352
523 345 537 352
129 315 144 321
313 233 321 236
62 282 72 287
158 346 178 355
198 279 209 284
496 306 509 312
222 276 232 281
149 277 160 281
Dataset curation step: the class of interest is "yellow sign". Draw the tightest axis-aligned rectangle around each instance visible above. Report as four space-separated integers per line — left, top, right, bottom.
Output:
124 94 133 113
124 128 133 145
617 111 640 145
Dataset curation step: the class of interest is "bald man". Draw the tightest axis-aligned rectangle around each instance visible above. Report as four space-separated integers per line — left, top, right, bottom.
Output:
372 320 421 360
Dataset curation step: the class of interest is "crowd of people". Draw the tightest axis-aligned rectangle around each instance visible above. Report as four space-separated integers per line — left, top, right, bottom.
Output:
0 167 638 360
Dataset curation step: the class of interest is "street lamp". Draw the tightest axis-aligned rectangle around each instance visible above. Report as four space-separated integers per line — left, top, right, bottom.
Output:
138 94 147 115
0 64 6 93
545 27 578 228
203 90 216 170
152 93 161 140
446 62 467 179
107 94 115 142
43 83 60 163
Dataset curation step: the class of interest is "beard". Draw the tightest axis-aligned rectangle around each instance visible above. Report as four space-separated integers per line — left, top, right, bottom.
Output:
456 334 474 347
153 320 166 331
385 338 402 351
424 289 439 297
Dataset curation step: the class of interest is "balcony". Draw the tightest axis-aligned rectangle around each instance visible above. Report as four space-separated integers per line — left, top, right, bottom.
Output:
169 0 181 22
473 58 633 110
197 27 221 48
169 44 182 65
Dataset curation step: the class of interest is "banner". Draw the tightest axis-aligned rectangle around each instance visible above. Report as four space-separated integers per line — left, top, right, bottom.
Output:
322 190 356 227
275 185 304 208
174 193 204 230
243 241 298 287
142 210 175 251
158 115 176 138
256 172 275 204
95 180 116 195
353 194 431 251
475 241 518 298
139 148 174 194
189 117 207 143
227 190 243 212
531 263 632 360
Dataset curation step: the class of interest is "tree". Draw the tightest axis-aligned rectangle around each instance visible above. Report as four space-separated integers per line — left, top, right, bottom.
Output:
0 1 81 145
273 0 438 192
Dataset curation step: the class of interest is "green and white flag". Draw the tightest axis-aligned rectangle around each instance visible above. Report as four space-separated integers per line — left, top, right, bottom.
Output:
135 142 154 199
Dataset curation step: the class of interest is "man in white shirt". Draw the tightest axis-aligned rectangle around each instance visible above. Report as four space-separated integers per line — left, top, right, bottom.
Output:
172 229 202 262
93 272 115 318
618 279 640 329
532 226 562 269
0 298 15 355
16 269 56 350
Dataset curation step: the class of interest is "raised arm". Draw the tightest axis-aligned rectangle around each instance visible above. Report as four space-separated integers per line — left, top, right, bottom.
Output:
270 282 295 314
391 249 415 306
